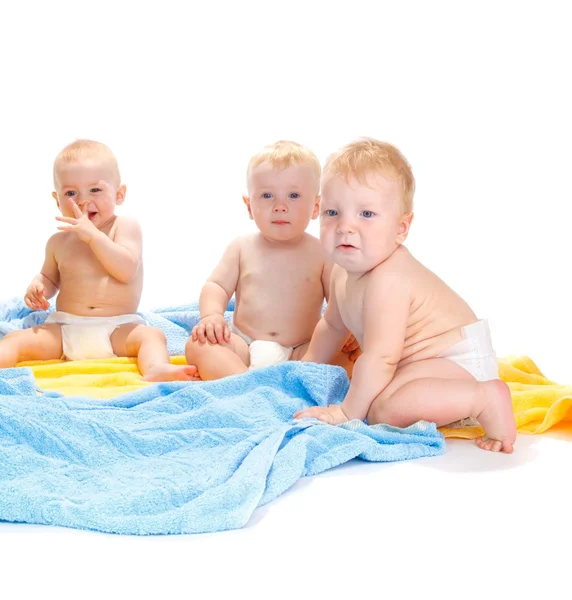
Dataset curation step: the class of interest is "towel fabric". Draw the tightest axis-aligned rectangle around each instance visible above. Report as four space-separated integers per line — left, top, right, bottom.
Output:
442 355 572 437
0 362 444 535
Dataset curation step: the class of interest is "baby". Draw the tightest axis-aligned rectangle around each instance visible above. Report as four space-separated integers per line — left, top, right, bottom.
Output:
0 139 197 382
294 138 516 453
185 140 357 380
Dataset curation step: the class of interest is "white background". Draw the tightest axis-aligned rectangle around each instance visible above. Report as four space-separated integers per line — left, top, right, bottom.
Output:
1 1 570 599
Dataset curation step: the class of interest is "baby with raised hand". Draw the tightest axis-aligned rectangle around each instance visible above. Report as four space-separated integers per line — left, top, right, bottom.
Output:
185 140 357 380
0 139 198 382
294 138 516 453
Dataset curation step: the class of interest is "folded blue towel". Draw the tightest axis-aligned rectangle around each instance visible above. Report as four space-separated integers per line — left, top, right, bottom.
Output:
0 362 444 535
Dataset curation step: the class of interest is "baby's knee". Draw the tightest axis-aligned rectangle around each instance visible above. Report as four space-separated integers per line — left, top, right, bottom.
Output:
366 399 399 426
185 336 225 362
147 326 166 342
130 326 166 352
1 330 31 353
185 336 203 360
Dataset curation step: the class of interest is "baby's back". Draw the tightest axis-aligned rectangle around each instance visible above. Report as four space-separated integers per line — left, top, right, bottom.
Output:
396 247 478 364
233 233 327 347
53 218 143 317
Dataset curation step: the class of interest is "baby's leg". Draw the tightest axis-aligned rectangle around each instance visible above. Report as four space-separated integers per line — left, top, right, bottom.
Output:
185 334 250 381
367 358 516 453
291 343 355 378
0 324 63 367
111 324 199 382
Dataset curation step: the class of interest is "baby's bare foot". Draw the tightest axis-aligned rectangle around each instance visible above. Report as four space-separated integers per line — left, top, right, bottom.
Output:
475 379 516 453
142 364 201 382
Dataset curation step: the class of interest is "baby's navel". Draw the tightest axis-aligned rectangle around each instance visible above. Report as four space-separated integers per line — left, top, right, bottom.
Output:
268 332 278 337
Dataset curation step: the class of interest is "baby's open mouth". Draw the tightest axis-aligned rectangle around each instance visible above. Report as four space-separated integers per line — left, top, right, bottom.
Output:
88 212 97 220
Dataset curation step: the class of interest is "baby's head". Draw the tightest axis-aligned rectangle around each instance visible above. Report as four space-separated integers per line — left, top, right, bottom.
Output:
52 139 125 228
320 137 415 273
243 140 321 242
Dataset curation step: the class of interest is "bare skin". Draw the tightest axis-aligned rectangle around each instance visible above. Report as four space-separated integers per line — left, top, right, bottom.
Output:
0 152 196 382
295 171 516 453
185 159 357 380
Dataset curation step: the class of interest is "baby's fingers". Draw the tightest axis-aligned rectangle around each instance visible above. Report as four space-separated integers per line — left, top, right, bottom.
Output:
205 322 218 344
214 323 227 344
24 296 37 310
196 324 208 344
223 323 231 343
294 407 320 419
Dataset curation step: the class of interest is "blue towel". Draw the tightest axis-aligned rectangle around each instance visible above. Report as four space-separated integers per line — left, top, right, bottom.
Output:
0 362 444 535
0 296 445 535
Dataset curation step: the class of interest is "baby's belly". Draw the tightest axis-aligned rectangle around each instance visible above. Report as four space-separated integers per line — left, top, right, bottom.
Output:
234 295 322 347
56 282 140 317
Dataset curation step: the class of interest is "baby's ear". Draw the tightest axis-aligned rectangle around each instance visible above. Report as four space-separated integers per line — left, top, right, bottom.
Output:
311 194 321 220
396 212 414 244
242 195 253 219
52 191 61 210
115 185 127 206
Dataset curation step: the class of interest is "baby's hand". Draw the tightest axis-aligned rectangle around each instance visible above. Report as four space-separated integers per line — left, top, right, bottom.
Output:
55 201 99 243
24 282 49 311
294 404 350 425
192 314 231 344
342 334 362 362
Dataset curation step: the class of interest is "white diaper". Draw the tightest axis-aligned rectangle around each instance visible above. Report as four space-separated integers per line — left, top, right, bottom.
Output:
45 311 146 361
437 319 499 382
438 319 499 429
230 323 294 370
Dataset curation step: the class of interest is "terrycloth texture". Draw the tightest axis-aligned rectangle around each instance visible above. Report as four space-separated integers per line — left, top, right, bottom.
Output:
441 355 572 438
0 297 233 356
0 362 444 535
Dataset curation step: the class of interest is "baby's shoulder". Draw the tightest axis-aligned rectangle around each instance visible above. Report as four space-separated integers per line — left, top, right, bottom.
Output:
113 215 141 231
370 248 414 287
300 233 328 260
46 230 68 250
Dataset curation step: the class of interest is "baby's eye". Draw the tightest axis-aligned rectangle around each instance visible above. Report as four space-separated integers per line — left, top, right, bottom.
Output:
64 191 76 197
262 192 273 199
360 210 375 218
90 188 102 193
289 192 300 199
324 209 338 217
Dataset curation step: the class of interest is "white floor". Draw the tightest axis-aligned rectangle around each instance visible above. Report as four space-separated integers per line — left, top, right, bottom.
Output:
2 429 570 600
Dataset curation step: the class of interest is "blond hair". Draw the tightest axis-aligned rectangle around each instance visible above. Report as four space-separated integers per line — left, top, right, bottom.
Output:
323 137 415 213
247 140 321 192
53 139 121 188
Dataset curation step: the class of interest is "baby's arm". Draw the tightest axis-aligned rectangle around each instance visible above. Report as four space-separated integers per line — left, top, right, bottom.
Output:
24 235 61 310
88 216 142 283
322 260 360 360
192 239 241 344
304 266 349 363
340 269 410 420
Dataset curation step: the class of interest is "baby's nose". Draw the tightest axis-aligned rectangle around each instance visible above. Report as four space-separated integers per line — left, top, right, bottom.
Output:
273 202 288 212
337 219 355 233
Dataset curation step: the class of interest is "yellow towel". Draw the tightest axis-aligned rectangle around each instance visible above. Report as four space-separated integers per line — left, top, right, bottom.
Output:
18 354 572 436
19 356 188 400
441 355 572 438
